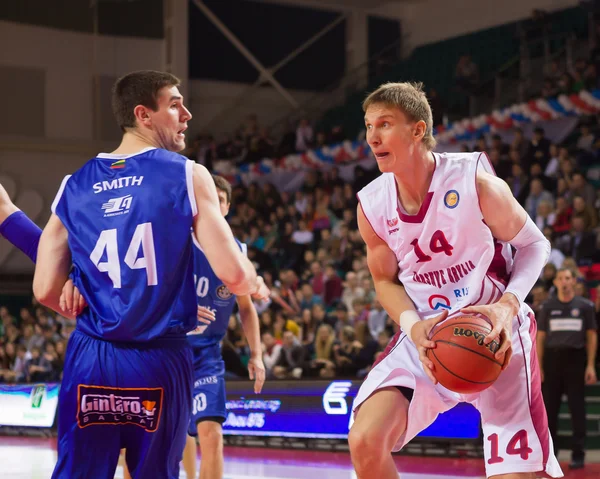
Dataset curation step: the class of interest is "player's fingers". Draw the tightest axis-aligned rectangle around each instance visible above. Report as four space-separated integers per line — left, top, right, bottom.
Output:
483 323 503 345
495 334 511 357
255 375 265 394
420 338 436 349
197 306 215 317
62 281 74 312
197 317 212 325
418 347 435 371
72 288 81 315
501 346 513 370
431 310 448 325
78 292 87 312
460 306 488 318
248 365 255 380
59 291 66 313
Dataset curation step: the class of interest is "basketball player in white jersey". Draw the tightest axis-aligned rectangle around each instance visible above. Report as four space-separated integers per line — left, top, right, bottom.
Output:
349 82 563 479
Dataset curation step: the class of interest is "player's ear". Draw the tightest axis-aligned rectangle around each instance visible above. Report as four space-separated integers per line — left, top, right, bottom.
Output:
133 105 152 127
413 120 426 142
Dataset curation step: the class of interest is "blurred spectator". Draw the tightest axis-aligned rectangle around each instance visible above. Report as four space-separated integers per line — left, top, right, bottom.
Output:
566 216 598 265
525 178 554 219
272 331 305 379
262 331 282 378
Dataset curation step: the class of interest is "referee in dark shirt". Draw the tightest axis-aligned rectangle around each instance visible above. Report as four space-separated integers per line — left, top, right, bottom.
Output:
537 267 597 470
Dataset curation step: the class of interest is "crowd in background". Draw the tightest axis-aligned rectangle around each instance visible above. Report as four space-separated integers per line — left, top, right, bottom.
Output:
2 115 599 383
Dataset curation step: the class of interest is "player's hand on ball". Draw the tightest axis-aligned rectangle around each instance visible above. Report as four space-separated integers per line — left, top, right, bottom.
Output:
247 355 266 394
196 306 216 325
461 298 516 370
412 310 449 384
59 279 87 318
251 276 271 301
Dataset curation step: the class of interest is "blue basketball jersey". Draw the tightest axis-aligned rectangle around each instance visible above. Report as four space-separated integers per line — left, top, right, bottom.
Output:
186 236 245 371
52 147 198 343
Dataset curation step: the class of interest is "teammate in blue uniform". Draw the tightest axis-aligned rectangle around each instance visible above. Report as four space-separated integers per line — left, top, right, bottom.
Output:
182 175 265 479
33 70 269 479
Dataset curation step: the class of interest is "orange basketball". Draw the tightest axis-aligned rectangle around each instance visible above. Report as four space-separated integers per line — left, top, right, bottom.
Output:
426 315 503 394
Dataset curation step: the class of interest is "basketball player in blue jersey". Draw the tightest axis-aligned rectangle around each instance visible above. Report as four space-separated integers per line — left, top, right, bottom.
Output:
182 174 265 479
32 70 269 479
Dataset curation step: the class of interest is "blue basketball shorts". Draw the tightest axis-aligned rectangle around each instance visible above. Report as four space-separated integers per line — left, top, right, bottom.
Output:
187 359 226 436
52 330 193 479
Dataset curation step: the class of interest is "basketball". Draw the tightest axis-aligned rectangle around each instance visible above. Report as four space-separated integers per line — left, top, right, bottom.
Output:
426 315 503 394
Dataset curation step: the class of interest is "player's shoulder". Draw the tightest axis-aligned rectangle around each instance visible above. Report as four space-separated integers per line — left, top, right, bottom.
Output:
358 172 393 198
146 148 189 164
575 296 595 310
436 151 482 169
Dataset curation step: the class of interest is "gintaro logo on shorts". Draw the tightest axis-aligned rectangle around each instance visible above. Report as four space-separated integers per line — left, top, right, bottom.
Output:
77 385 163 432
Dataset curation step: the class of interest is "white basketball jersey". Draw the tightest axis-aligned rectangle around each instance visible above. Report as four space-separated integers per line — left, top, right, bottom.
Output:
357 152 514 318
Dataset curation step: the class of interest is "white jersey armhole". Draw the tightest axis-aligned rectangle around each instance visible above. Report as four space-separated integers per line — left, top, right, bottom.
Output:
51 175 72 214
185 160 198 217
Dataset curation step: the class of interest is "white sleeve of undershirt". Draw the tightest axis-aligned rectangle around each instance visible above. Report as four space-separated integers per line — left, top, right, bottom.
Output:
504 215 551 306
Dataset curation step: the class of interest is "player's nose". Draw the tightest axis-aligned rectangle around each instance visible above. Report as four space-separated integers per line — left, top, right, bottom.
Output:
367 132 381 147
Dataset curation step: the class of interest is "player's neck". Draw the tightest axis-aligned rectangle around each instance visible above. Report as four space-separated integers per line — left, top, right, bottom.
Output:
111 131 160 155
557 291 575 303
393 150 435 213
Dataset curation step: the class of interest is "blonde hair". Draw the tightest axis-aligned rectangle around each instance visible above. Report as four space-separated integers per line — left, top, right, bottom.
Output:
363 82 436 151
315 324 334 360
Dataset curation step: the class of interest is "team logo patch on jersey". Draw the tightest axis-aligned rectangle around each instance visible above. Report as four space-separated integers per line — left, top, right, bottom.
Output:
386 218 399 227
428 294 451 310
216 284 233 300
444 190 460 209
102 194 133 217
571 308 580 317
77 385 163 432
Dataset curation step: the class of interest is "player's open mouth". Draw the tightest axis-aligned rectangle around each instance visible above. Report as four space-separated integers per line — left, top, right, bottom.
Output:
375 152 389 159
177 128 187 139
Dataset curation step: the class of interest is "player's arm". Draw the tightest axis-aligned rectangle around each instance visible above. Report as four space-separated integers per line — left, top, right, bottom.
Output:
191 164 264 297
357 203 415 324
0 183 42 263
463 169 550 365
32 214 72 314
476 170 550 314
237 294 265 393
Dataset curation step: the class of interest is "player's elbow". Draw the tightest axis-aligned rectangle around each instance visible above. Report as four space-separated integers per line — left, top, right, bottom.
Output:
32 278 53 307
218 264 253 296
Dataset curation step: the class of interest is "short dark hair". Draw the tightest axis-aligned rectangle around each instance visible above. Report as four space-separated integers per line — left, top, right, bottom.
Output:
556 267 574 278
212 175 232 204
112 70 181 132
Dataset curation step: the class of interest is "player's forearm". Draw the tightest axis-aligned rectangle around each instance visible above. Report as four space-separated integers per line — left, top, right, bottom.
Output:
33 218 71 313
373 279 417 326
237 296 262 358
586 330 597 368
